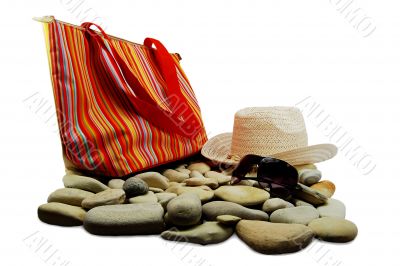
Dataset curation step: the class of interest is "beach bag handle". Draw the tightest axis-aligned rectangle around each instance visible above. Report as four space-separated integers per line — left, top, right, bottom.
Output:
82 22 201 138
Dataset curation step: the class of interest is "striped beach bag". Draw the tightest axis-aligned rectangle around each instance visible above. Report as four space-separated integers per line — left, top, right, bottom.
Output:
37 16 207 178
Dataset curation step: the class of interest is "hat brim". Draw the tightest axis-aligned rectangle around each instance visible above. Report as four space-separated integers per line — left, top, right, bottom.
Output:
201 133 338 166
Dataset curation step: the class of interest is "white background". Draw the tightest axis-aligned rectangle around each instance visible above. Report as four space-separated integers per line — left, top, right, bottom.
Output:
1 0 398 265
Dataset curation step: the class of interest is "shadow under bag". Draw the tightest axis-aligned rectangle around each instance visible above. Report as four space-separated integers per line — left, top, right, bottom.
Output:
38 17 207 177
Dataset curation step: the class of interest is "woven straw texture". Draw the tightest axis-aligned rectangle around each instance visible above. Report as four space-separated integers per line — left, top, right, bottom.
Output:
201 107 337 165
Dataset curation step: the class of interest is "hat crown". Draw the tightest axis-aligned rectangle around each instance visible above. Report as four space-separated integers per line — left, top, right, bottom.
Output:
230 107 308 157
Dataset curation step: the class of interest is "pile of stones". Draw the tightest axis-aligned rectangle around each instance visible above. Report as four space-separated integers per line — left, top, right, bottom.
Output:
38 160 357 254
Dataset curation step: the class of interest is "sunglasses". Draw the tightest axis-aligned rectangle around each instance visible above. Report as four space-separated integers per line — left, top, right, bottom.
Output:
231 154 328 203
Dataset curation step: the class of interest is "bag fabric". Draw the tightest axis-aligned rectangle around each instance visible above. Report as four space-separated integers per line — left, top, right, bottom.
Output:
40 17 207 177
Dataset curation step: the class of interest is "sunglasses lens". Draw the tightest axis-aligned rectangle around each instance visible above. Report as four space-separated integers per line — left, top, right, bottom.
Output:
269 183 292 199
258 158 298 187
258 180 270 190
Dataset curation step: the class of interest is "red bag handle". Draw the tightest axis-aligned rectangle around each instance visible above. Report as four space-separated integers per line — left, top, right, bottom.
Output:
81 22 202 139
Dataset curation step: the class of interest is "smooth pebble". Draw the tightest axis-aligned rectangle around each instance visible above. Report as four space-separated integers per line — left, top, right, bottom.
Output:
236 220 314 254
107 179 125 189
63 174 108 193
82 189 126 209
188 162 211 174
317 198 346 218
308 217 357 242
262 198 294 213
270 206 319 225
123 177 149 198
161 221 233 245
84 203 165 235
214 185 269 206
38 202 86 226
129 191 158 204
202 201 269 221
167 193 202 226
133 172 169 190
47 188 94 206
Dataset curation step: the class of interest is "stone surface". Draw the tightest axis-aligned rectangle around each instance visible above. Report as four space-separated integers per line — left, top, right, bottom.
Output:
129 191 158 204
308 217 357 242
161 221 234 245
189 170 204 178
216 215 242 225
38 202 86 226
63 174 109 193
176 168 191 175
167 193 202 226
163 169 189 182
184 177 208 186
156 192 177 210
202 201 269 221
298 169 322 186
84 203 165 235
317 198 346 218
47 188 94 206
149 187 164 193
123 177 149 198
107 179 125 189
199 185 212 191
292 183 328 205
82 189 126 209
310 180 336 198
205 171 231 185
293 199 313 207
167 182 183 188
133 172 169 190
214 185 269 206
270 206 319 225
187 162 211 174
166 186 214 203
184 177 219 189
262 198 294 213
236 220 314 254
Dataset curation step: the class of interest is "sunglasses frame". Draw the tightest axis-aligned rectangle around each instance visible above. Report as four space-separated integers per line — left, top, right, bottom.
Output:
231 154 299 200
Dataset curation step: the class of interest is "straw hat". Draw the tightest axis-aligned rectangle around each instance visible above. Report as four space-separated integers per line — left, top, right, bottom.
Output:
201 107 337 166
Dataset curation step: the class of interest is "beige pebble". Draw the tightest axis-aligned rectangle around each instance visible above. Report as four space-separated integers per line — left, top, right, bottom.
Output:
214 185 269 206
176 168 191 175
184 177 207 186
163 169 189 182
156 192 177 210
310 180 336 198
205 171 231 185
47 188 94 206
133 172 169 190
63 174 109 193
236 220 314 254
184 177 219 189
216 214 242 225
167 186 214 203
189 170 204 178
107 179 125 189
82 189 126 209
298 169 322 186
188 162 211 174
149 187 164 193
308 217 357 242
198 185 213 191
129 191 158 204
